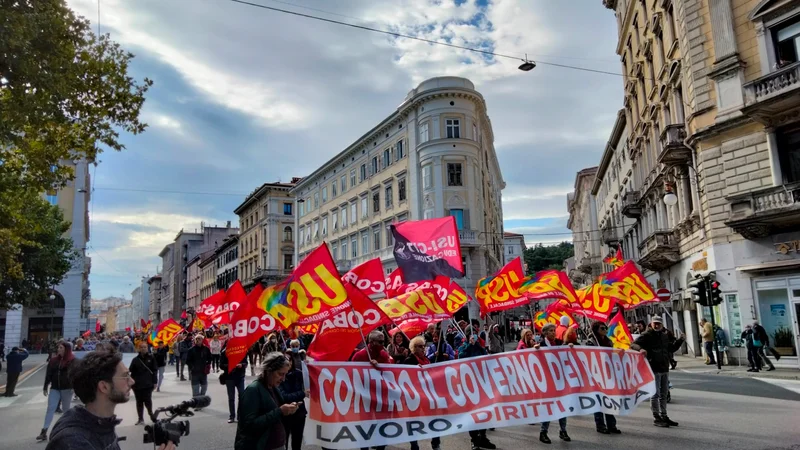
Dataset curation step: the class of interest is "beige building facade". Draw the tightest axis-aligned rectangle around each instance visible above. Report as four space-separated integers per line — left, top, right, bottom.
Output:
567 167 602 287
292 77 506 321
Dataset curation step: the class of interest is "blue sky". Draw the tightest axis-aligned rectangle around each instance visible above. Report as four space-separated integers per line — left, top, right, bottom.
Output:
66 0 622 298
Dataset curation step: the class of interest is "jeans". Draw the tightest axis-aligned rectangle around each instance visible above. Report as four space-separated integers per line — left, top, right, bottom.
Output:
541 417 567 433
133 388 154 421
410 437 440 450
651 372 669 416
191 374 208 397
157 366 165 390
704 341 716 363
4 372 20 396
169 354 175 365
211 354 220 372
593 412 617 430
178 358 187 377
285 415 306 450
44 389 73 429
226 376 245 420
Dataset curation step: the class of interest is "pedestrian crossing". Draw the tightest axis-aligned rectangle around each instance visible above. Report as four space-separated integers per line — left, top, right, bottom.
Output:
755 377 800 395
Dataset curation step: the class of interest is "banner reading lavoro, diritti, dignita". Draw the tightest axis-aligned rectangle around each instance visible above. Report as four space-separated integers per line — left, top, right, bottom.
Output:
305 347 656 449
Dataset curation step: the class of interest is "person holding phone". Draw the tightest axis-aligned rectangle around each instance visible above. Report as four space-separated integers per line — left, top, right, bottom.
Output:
278 349 309 450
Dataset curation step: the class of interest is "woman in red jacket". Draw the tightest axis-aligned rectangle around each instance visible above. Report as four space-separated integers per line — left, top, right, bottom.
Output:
516 328 536 350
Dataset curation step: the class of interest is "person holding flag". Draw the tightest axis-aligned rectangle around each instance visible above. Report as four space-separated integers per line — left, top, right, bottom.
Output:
586 321 622 435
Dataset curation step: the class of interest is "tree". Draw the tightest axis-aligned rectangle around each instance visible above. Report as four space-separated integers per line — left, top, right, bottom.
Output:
0 0 151 308
523 242 574 275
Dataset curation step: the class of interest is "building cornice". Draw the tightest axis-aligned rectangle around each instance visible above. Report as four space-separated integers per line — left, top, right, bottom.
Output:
234 182 296 215
592 109 627 195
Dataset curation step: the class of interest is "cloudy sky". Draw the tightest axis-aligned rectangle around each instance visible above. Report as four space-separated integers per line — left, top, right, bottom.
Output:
67 0 623 299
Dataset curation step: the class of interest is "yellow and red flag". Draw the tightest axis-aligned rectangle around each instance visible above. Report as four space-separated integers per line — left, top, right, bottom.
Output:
606 310 633 349
601 261 657 307
149 319 184 346
603 247 624 268
574 282 617 322
534 302 576 330
475 257 526 315
519 270 580 308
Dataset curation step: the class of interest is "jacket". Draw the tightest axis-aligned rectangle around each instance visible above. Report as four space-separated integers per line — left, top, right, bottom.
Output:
741 329 755 348
278 369 307 417
457 342 486 359
6 349 29 373
632 328 684 373
235 380 286 450
701 322 714 343
153 347 168 367
179 339 193 361
45 405 122 450
426 341 455 363
129 353 158 391
488 332 504 354
118 341 135 353
220 346 248 379
186 345 212 376
45 359 75 391
753 324 770 347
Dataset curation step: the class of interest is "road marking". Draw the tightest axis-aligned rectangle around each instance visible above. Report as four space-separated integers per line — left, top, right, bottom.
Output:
755 377 800 395
0 396 22 408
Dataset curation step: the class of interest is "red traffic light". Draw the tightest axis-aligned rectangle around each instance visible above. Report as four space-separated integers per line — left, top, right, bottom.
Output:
711 281 720 289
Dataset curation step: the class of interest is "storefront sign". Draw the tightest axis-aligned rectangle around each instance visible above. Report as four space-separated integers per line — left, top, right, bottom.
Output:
691 258 708 271
774 240 800 255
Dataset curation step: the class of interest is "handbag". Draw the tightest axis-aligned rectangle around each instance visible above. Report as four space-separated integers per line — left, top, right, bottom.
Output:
753 338 762 347
219 371 228 385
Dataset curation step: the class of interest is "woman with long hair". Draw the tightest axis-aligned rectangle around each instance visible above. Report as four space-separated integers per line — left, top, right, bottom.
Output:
516 328 536 350
36 341 76 442
235 352 300 450
387 332 410 362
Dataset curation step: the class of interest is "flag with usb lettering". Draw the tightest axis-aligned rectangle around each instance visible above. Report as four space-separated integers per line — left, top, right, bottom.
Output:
390 217 464 283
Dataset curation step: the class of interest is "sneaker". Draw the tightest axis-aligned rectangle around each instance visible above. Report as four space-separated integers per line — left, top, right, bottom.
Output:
55 407 62 414
135 419 144 425
471 445 480 450
747 368 756 372
476 437 496 449
559 431 571 442
596 427 610 434
227 418 236 423
36 429 48 442
608 428 621 434
539 432 551 444
4 393 18 397
662 416 679 427
767 367 775 371
670 360 678 370
653 417 669 427
432 446 441 450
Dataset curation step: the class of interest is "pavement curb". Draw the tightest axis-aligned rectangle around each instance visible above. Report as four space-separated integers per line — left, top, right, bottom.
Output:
0 361 48 391
680 368 800 381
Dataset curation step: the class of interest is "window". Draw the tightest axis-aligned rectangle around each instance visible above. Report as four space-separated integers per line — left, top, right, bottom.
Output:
351 202 357 222
385 185 393 208
314 192 319 209
372 191 380 213
351 238 358 258
283 203 292 215
283 226 292 242
322 187 328 203
398 178 407 202
777 124 800 184
362 233 369 254
386 223 394 247
341 175 347 193
361 197 368 217
306 227 311 244
447 163 463 186
373 227 381 250
332 212 338 230
423 165 433 189
360 164 367 182
332 244 338 260
299 201 305 217
342 208 348 228
383 148 391 167
445 118 461 139
420 122 429 143
332 182 337 198
322 216 328 236
284 254 293 271
450 209 464 229
341 241 347 260
313 221 319 239
46 191 58 205
372 156 379 175
473 123 478 142
774 17 800 64
351 169 357 187
396 141 404 160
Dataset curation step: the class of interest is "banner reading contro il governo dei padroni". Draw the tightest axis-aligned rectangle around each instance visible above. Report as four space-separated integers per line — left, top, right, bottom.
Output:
306 346 656 448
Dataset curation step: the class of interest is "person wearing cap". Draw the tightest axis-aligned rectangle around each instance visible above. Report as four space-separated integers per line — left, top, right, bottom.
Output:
555 316 578 344
630 315 685 428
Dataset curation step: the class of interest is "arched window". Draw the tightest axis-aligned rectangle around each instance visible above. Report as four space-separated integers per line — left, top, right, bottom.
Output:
284 226 293 242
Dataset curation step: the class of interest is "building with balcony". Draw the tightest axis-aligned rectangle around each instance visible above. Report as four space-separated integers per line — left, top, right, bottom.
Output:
503 232 527 265
2 159 92 348
147 275 162 322
234 180 298 290
567 167 601 287
602 0 800 365
215 235 239 291
292 77 506 322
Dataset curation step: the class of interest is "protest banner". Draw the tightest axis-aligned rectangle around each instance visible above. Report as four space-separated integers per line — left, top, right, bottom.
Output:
391 217 464 283
475 257 526 315
306 346 655 448
342 258 386 298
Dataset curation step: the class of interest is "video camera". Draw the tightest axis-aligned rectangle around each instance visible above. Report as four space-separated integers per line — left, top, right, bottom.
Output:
143 396 210 447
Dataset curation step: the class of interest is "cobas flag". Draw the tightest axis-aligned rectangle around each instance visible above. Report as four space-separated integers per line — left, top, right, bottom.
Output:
226 284 280 371
390 217 464 283
342 258 386 298
196 289 227 324
210 280 247 325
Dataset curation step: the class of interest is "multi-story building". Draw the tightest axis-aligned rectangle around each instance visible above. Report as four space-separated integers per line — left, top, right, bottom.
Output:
147 275 162 322
215 235 239 291
602 0 800 365
234 181 298 290
199 252 217 302
2 159 92 348
115 303 133 332
158 223 238 320
186 252 205 313
292 77 506 321
567 167 601 287
130 277 150 324
503 232 527 265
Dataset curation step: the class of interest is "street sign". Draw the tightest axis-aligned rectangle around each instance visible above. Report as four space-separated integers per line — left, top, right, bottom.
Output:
656 288 671 302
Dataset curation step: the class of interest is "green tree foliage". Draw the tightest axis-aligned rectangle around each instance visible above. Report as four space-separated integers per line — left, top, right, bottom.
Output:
523 242 575 274
0 0 151 307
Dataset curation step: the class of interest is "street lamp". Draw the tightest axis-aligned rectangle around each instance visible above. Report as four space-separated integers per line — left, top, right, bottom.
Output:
518 54 536 72
49 292 56 344
663 182 678 206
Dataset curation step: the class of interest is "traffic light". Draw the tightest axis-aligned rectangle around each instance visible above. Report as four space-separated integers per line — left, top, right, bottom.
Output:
708 272 723 306
688 274 708 306
534 301 541 312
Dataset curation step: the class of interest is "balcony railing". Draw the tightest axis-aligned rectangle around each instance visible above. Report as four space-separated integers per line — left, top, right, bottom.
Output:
602 224 618 245
637 230 679 271
725 182 800 239
658 124 692 165
742 62 800 125
459 229 478 246
621 191 643 218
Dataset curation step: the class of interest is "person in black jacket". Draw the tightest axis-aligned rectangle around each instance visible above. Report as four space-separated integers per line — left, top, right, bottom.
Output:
185 335 211 397
630 316 685 428
278 350 308 450
220 342 248 423
587 322 621 435
130 342 158 424
38 342 77 442
153 341 169 392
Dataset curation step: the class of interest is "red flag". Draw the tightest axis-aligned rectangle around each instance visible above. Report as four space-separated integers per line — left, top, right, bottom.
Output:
226 284 278 372
210 281 247 325
601 261 657 307
307 283 392 362
95 320 101 332
180 310 187 320
574 284 617 321
384 268 404 297
82 330 91 338
389 318 439 339
140 318 147 329
341 258 386 298
606 310 633 349
475 257 527 315
125 327 131 332
520 270 581 308
390 217 464 283
153 319 185 345
197 290 227 322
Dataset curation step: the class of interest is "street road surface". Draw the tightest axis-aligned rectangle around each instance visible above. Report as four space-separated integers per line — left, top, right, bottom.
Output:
1 354 799 450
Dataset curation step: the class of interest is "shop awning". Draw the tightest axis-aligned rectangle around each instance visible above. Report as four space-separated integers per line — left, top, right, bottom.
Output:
736 259 800 272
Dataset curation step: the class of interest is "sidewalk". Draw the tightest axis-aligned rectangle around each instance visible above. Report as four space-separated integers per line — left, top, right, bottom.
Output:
671 354 800 380
0 354 49 392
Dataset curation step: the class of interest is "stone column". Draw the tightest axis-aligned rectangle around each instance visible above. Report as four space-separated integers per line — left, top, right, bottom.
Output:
765 129 783 186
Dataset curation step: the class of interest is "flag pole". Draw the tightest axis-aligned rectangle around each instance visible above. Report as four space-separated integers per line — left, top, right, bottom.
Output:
350 302 373 362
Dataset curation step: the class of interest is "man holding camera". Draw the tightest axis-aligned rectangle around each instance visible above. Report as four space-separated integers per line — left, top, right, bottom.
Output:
45 351 175 450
